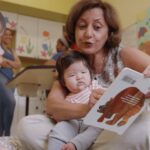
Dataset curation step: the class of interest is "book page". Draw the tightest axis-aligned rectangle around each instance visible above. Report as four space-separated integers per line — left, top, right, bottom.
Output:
84 68 150 134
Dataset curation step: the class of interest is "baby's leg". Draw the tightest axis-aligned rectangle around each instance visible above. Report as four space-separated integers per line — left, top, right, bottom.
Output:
48 137 65 150
48 120 79 150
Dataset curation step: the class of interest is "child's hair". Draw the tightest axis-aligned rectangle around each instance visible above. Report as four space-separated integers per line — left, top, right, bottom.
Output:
57 37 69 49
56 50 92 87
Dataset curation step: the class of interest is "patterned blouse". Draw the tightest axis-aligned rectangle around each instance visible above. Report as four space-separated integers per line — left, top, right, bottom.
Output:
93 46 124 88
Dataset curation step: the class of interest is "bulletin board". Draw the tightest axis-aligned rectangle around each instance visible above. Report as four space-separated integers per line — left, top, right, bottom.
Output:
1 11 64 60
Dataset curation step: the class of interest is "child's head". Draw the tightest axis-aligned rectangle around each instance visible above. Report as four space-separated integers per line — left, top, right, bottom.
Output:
56 37 69 53
56 50 92 93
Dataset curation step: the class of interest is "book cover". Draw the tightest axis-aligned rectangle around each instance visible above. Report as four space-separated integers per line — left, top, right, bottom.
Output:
84 67 150 134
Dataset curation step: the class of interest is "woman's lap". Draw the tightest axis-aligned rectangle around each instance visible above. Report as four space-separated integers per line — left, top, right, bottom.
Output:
17 114 55 150
17 110 150 150
91 110 150 150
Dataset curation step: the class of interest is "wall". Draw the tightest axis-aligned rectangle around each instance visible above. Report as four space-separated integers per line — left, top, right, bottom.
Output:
1 0 76 15
104 0 150 29
1 0 150 29
0 0 76 22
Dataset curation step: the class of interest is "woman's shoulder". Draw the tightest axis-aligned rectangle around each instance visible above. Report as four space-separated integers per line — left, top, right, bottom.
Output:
119 46 141 58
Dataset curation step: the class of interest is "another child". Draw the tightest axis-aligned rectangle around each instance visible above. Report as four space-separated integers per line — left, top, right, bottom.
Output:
48 50 105 150
45 37 69 66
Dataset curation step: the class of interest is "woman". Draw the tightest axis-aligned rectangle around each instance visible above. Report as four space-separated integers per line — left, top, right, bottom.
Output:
17 0 150 150
0 28 21 136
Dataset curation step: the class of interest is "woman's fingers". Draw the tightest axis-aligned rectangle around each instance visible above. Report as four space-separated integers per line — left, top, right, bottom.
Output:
143 65 150 77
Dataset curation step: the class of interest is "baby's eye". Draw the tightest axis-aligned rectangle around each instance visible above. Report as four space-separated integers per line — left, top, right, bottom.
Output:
81 71 87 74
68 74 75 77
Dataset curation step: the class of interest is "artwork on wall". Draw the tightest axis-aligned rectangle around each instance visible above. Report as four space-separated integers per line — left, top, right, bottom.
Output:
16 15 38 58
1 11 17 30
122 7 150 56
137 9 150 55
1 10 64 60
37 19 63 59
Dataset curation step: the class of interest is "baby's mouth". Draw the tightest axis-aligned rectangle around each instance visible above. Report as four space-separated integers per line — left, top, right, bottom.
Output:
77 82 85 86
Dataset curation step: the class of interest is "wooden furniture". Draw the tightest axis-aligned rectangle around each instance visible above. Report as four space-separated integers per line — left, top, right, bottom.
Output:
7 65 56 115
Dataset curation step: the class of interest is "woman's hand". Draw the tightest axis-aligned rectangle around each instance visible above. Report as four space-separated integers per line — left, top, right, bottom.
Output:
143 65 150 98
0 56 3 65
143 64 150 77
1 58 10 68
88 88 106 108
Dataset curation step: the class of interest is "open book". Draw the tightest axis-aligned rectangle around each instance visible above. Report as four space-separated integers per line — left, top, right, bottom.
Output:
84 67 150 134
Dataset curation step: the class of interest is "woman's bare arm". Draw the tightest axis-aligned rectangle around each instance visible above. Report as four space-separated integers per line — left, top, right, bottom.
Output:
121 47 150 72
46 80 91 121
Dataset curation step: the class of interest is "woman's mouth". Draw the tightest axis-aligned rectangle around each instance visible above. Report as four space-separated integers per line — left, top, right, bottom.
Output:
84 42 93 48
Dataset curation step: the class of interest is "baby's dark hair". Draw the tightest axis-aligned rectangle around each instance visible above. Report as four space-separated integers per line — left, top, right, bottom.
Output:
56 50 92 87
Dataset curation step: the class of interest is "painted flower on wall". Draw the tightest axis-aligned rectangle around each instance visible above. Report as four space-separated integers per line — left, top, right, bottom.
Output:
40 30 53 57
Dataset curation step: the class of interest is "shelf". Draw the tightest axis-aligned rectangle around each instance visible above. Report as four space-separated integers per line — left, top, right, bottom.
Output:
19 56 48 67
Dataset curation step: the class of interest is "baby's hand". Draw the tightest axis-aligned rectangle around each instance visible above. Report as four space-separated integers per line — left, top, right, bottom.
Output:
61 143 76 150
89 88 106 108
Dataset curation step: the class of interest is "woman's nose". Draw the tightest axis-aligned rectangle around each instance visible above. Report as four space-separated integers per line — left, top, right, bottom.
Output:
85 26 93 38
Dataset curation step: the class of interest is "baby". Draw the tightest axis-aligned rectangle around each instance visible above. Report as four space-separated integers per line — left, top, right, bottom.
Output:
48 50 105 150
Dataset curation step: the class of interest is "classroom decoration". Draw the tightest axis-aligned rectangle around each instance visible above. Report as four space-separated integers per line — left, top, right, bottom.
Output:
1 11 64 60
122 8 150 56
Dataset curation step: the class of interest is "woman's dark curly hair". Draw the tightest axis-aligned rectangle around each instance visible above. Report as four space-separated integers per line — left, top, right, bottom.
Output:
56 50 92 88
65 0 121 53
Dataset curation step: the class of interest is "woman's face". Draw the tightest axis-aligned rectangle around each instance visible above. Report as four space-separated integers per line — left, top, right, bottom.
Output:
1 29 13 45
75 8 109 55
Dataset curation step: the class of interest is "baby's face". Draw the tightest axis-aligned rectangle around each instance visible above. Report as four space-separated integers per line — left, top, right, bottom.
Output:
64 60 91 93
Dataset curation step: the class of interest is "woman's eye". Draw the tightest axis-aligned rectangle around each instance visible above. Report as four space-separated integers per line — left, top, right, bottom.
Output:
80 26 86 29
94 25 101 30
78 23 86 29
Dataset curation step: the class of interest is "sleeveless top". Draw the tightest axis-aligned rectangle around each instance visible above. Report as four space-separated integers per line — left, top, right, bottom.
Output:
93 45 124 88
0 48 14 80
